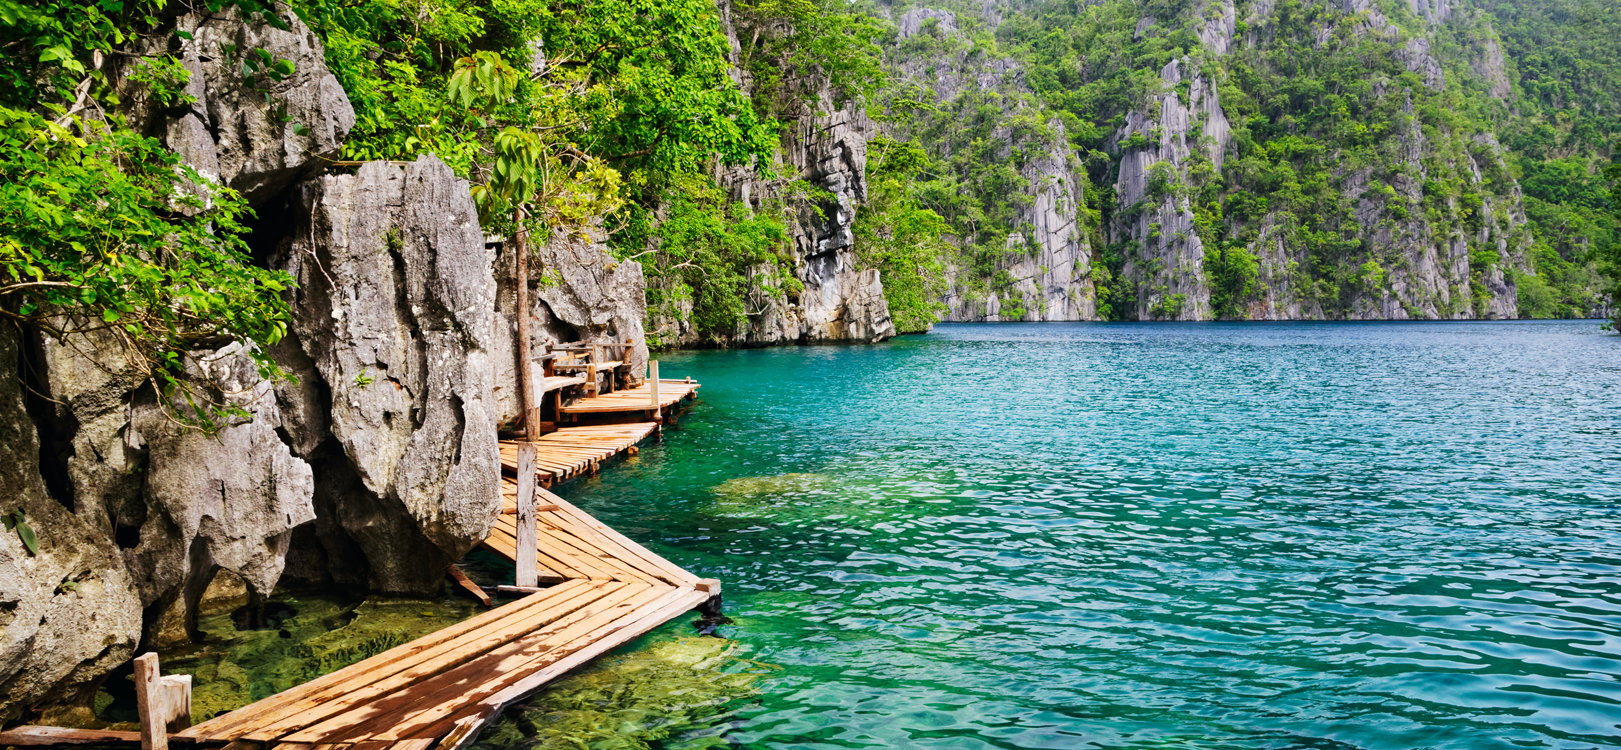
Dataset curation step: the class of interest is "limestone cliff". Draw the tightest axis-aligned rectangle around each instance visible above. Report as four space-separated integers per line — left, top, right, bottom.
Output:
648 0 897 347
886 7 1096 323
0 10 500 724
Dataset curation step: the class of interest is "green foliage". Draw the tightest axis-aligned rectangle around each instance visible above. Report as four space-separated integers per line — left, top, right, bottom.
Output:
3 507 37 556
735 0 887 116
0 108 292 428
1600 162 1621 328
855 136 950 333
638 174 798 345
0 0 302 428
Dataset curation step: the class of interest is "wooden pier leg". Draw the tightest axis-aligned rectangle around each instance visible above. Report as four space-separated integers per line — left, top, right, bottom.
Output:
515 443 539 589
134 653 192 750
586 362 598 398
693 579 732 634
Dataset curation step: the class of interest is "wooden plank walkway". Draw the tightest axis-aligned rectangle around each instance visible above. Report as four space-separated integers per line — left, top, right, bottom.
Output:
497 422 659 486
5 372 707 750
170 484 712 750
560 379 700 415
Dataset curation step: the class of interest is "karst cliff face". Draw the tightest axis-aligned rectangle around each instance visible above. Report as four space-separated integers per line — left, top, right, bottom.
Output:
881 0 1590 322
0 9 506 724
648 0 897 347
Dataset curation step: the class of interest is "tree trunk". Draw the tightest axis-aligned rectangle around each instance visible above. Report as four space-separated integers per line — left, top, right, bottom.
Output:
513 207 539 441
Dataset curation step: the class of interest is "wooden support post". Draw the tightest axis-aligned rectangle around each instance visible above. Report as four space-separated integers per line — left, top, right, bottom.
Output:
649 361 660 411
447 564 492 607
134 653 191 750
515 443 538 588
513 207 540 443
586 362 598 398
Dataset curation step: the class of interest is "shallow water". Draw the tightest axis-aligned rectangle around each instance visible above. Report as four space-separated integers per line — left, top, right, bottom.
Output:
554 321 1621 749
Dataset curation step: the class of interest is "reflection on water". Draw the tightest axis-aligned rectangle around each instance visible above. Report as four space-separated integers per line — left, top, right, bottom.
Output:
561 321 1621 749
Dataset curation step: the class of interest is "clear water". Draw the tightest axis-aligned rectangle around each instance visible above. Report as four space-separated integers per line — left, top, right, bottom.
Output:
557 320 1621 750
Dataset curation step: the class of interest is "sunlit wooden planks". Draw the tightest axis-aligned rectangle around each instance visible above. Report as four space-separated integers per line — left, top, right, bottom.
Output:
558 381 699 414
497 422 659 484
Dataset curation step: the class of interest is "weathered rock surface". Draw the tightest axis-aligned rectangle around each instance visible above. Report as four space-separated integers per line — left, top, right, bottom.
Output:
121 345 316 644
494 230 651 427
282 157 500 594
117 5 355 205
650 0 896 347
0 326 142 725
891 7 1096 323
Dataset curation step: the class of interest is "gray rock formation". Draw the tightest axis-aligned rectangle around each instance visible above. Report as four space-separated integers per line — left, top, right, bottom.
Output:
494 229 651 426
1109 41 1233 320
118 5 355 205
282 157 500 593
0 326 142 726
652 0 896 347
891 7 1096 323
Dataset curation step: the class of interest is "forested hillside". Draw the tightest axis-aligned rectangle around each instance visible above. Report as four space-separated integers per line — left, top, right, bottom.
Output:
869 0 1621 323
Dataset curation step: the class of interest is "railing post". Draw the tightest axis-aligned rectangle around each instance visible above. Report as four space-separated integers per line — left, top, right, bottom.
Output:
649 361 660 412
516 443 538 588
134 653 191 750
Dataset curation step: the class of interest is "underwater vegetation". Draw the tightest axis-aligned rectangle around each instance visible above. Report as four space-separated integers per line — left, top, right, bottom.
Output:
469 633 771 750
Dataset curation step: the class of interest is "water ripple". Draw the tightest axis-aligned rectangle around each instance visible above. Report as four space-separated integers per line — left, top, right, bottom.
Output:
573 321 1621 749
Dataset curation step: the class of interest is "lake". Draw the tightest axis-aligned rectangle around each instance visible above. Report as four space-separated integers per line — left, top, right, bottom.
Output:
554 320 1621 749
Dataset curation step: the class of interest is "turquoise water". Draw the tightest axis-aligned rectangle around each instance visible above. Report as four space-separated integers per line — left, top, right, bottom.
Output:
563 321 1621 749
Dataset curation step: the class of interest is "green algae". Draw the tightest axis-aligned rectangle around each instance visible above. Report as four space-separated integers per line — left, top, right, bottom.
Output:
470 632 772 750
95 586 479 726
709 473 831 501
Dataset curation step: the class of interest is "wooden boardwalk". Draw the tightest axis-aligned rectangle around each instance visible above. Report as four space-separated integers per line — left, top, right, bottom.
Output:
0 372 706 750
560 379 700 416
163 484 712 750
497 422 659 486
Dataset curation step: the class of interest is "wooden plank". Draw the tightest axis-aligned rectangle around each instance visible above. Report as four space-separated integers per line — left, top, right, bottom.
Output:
280 584 663 744
532 513 659 587
416 587 712 743
182 583 600 740
237 583 624 744
541 490 702 587
353 585 685 743
446 564 491 607
385 741 435 750
0 726 144 745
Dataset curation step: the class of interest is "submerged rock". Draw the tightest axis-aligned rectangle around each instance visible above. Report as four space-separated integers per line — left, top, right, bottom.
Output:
471 635 768 750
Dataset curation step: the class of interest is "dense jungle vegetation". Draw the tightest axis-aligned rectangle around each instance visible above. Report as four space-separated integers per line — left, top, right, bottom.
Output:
874 0 1620 323
1 0 1618 369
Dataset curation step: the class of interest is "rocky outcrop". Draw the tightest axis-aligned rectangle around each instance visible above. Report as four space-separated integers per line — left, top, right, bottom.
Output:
280 158 500 593
890 7 1096 323
653 0 896 347
4 7 504 724
117 5 355 205
494 230 651 426
1110 53 1231 321
0 327 143 726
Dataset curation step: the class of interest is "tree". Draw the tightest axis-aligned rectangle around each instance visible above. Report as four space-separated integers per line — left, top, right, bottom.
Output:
0 0 295 428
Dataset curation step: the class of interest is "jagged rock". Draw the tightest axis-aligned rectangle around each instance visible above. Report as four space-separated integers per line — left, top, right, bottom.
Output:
117 5 355 204
493 230 651 427
282 157 499 594
890 9 1095 323
0 326 142 725
897 8 958 38
121 344 316 643
651 1 895 347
